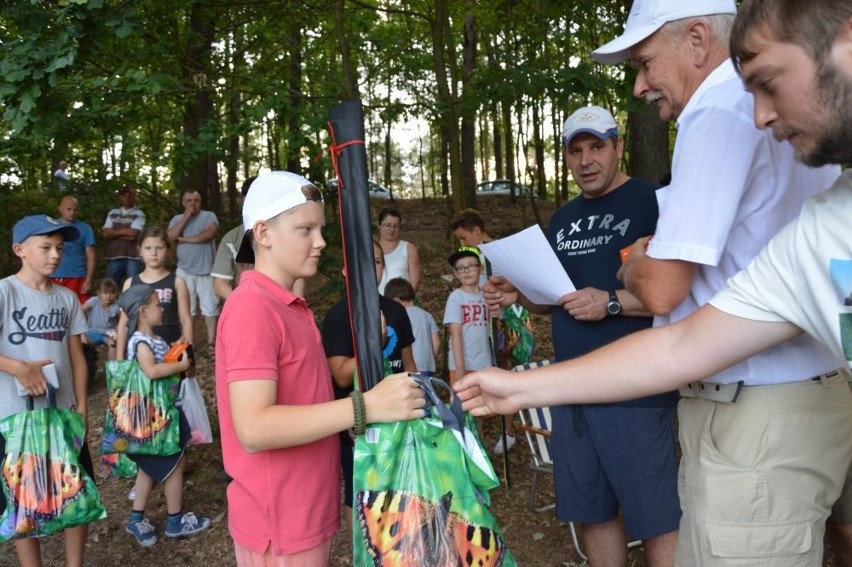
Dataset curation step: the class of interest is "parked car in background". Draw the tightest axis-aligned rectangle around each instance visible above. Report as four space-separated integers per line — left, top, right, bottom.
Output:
476 179 536 197
327 178 394 200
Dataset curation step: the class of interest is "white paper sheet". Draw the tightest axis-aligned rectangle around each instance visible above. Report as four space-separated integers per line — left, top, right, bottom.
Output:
479 225 575 305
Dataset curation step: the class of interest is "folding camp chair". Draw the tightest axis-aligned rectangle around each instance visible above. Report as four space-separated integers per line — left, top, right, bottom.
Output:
512 360 641 562
515 403 555 513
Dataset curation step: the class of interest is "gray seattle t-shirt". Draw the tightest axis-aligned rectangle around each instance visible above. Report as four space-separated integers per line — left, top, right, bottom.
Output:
0 276 87 418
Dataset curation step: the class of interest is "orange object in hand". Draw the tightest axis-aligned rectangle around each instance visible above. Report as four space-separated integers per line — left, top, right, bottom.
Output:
164 342 189 363
619 245 634 264
620 236 653 264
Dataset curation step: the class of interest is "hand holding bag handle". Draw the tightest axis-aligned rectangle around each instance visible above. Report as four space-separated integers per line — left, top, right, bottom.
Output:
25 383 57 411
408 373 497 482
409 373 464 438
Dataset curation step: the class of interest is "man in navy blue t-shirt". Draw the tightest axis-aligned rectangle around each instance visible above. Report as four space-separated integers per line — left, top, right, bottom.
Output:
489 105 680 565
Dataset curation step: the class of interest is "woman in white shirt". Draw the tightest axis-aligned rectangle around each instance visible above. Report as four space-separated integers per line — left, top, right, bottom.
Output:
377 207 421 294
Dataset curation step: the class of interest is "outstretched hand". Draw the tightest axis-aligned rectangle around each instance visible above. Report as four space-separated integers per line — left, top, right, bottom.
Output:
363 373 427 424
453 366 522 416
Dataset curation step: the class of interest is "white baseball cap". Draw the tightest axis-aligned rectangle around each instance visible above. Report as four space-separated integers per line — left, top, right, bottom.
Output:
562 106 619 146
592 0 736 65
235 171 321 263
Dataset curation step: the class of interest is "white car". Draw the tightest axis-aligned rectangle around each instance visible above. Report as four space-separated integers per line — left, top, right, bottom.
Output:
476 179 536 197
327 178 394 200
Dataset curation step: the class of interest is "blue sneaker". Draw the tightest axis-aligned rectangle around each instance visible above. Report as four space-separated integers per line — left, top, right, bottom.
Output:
165 512 211 538
126 517 157 547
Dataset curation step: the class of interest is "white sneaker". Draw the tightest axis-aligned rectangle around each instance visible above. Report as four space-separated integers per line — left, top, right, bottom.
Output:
493 434 515 455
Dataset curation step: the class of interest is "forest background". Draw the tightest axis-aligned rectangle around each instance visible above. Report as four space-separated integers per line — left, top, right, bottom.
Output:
0 0 672 276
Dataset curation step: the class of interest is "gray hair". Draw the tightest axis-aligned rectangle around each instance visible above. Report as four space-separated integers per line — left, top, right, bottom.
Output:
662 14 735 49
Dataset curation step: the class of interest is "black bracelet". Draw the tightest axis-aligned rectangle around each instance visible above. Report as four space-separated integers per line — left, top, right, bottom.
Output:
350 390 367 436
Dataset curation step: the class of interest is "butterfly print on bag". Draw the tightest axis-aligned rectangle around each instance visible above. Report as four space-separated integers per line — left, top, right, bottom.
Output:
356 489 506 567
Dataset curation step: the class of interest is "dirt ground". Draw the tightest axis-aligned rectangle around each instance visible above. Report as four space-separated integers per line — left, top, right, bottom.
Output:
0 195 838 566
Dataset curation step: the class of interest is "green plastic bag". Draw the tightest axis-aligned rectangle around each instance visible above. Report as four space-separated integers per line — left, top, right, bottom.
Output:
99 452 138 478
101 360 181 456
353 375 517 566
0 389 106 541
501 304 535 366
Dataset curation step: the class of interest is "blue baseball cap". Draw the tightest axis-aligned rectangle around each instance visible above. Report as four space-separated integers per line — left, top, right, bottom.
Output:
12 214 80 245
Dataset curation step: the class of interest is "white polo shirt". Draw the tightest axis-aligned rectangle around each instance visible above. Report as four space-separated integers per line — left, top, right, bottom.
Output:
648 60 840 385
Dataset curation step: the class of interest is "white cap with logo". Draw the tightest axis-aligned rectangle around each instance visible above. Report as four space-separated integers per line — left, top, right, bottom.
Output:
562 106 619 147
592 0 737 65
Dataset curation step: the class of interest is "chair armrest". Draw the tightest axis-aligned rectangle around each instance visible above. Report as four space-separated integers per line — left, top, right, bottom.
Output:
514 421 551 439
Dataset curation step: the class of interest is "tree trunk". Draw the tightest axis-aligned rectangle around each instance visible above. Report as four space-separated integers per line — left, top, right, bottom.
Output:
286 19 303 174
485 39 503 181
532 101 545 199
383 74 393 189
626 103 670 185
335 0 360 99
384 122 392 189
460 1 477 199
178 4 218 211
502 100 515 194
440 122 451 198
224 26 242 221
477 112 488 181
431 0 463 208
492 103 503 180
552 103 566 205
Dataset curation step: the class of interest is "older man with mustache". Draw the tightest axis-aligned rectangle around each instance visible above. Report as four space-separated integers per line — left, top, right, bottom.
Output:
460 0 851 564
592 0 842 563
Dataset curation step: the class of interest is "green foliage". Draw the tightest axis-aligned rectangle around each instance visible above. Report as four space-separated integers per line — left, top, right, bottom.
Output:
1 0 664 214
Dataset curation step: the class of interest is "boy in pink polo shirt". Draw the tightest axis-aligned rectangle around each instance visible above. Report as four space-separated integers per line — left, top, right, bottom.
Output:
215 171 425 565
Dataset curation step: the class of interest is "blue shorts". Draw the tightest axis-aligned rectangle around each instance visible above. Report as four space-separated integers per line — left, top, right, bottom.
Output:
551 403 681 540
85 330 111 345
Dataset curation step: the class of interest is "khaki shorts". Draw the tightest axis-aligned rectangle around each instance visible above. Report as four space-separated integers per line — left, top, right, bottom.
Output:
676 374 852 566
830 382 852 524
